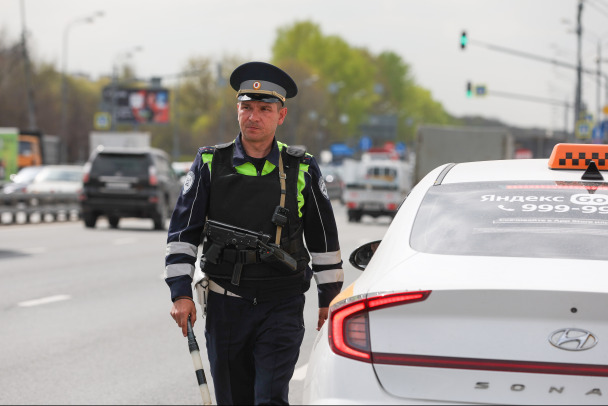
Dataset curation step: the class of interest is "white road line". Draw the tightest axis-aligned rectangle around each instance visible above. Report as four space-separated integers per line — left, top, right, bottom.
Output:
292 363 308 381
18 294 71 308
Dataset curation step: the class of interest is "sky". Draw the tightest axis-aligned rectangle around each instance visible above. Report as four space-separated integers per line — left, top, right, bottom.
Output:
2 0 608 133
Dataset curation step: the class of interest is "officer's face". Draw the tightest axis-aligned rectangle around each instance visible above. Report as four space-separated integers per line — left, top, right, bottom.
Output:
237 101 287 144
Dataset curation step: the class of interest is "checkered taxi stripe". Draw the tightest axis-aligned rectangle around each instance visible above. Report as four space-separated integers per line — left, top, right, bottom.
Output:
549 144 608 170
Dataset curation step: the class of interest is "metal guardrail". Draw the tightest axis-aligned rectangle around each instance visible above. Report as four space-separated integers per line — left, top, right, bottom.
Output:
0 192 81 225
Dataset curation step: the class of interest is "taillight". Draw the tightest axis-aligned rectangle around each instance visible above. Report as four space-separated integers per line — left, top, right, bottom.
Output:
148 166 158 185
387 203 397 211
346 202 357 209
82 162 91 184
329 291 431 363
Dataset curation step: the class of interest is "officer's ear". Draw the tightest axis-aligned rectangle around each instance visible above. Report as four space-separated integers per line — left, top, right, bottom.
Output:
278 105 287 125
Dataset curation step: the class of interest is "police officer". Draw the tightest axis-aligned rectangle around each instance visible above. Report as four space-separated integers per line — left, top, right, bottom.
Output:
165 61 344 405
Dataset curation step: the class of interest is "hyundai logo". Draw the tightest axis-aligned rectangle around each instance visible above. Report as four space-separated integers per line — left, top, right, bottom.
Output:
549 328 598 351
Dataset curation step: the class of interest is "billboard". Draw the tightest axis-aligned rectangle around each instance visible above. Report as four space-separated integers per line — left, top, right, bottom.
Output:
0 128 18 181
102 87 170 124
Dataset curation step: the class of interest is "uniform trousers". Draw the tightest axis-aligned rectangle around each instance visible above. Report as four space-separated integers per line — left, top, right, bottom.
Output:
204 289 305 405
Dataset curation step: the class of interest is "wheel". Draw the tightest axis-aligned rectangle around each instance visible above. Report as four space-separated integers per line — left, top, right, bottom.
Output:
153 199 167 230
108 215 120 229
83 213 98 228
348 210 362 223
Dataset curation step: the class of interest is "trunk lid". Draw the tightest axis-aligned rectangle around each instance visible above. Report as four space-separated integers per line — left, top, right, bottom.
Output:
365 255 608 404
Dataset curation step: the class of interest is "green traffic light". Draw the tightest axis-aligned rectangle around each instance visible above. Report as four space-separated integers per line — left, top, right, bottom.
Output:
460 31 468 50
466 81 472 98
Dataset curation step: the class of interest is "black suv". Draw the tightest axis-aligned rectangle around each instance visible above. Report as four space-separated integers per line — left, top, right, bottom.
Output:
80 147 181 230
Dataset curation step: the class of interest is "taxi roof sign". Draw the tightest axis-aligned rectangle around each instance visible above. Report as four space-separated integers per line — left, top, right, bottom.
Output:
548 143 608 170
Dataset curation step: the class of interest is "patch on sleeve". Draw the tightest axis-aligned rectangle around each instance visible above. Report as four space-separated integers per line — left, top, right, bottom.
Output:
318 176 329 200
182 171 195 195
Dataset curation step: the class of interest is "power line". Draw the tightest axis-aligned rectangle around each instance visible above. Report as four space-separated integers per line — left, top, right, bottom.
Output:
587 0 608 19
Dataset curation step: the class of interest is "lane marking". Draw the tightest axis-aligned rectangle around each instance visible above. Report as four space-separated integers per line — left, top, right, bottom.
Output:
18 294 71 308
292 363 308 381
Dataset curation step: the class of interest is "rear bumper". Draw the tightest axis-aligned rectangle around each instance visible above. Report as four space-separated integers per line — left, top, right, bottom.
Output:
80 197 158 218
304 328 405 405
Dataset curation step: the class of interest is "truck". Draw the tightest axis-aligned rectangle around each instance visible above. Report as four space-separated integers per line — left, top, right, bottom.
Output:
413 125 514 185
18 131 61 168
0 128 19 182
89 131 151 156
343 158 413 222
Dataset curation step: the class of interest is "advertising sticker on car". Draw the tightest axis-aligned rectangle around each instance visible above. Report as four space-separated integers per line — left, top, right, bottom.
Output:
183 171 195 195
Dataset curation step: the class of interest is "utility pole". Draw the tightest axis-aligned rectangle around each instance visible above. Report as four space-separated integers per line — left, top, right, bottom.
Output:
574 0 583 140
20 0 37 131
597 39 602 126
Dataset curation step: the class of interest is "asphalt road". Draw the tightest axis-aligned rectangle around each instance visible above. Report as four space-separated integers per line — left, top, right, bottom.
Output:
0 203 390 405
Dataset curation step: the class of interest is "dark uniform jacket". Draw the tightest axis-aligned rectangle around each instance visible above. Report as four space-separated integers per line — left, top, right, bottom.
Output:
164 134 343 307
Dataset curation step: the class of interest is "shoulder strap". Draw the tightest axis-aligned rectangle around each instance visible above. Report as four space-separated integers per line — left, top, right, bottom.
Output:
215 142 233 150
285 145 306 158
275 152 287 245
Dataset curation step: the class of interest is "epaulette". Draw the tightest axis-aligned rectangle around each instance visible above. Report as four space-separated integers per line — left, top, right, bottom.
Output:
198 146 216 155
301 154 312 165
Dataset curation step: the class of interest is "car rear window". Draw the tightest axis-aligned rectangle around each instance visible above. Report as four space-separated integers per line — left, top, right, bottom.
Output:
410 181 608 260
91 153 150 177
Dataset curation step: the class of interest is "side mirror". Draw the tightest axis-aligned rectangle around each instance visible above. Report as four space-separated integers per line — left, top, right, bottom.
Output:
349 240 381 271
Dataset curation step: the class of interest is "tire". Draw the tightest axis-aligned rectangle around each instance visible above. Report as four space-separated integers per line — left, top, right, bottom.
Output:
108 215 120 229
83 213 98 228
348 210 362 223
153 199 167 230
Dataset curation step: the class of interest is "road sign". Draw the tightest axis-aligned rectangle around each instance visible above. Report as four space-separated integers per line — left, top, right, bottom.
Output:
592 125 603 144
359 136 372 151
575 119 592 139
94 112 111 131
474 85 487 97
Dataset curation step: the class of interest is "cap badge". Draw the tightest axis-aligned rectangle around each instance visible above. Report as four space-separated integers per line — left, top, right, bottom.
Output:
253 81 261 90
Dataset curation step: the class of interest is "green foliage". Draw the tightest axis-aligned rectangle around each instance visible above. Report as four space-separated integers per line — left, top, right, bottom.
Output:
271 21 456 148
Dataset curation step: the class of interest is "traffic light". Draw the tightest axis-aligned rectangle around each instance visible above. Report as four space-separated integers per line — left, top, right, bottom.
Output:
466 81 472 98
460 31 468 50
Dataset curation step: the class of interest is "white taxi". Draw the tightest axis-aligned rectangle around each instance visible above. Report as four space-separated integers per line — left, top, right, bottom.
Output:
304 143 608 405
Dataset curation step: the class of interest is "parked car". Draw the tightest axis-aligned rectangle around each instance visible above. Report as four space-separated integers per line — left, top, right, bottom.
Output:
26 165 83 194
304 143 608 405
80 147 181 230
171 161 193 185
319 164 345 203
2 165 44 194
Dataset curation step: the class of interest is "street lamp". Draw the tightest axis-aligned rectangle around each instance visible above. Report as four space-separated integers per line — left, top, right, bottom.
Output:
60 10 104 162
110 46 143 131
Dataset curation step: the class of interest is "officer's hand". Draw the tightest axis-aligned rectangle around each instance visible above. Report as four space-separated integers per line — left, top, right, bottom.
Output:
170 297 197 337
317 307 329 331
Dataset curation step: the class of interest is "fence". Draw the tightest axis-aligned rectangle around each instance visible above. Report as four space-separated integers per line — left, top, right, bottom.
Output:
0 193 81 225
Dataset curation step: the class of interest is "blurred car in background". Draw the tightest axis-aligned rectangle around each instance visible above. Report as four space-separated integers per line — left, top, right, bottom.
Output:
2 165 44 194
26 165 83 194
304 143 608 405
80 147 181 230
319 164 345 203
171 161 193 185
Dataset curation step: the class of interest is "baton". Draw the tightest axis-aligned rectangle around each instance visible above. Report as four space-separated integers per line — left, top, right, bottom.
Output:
187 316 212 405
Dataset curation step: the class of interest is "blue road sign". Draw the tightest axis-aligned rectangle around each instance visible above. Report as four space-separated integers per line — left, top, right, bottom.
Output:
359 136 372 151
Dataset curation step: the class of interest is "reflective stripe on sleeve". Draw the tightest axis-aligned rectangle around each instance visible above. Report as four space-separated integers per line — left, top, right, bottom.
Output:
166 241 198 258
310 250 341 265
314 268 344 285
164 263 195 279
